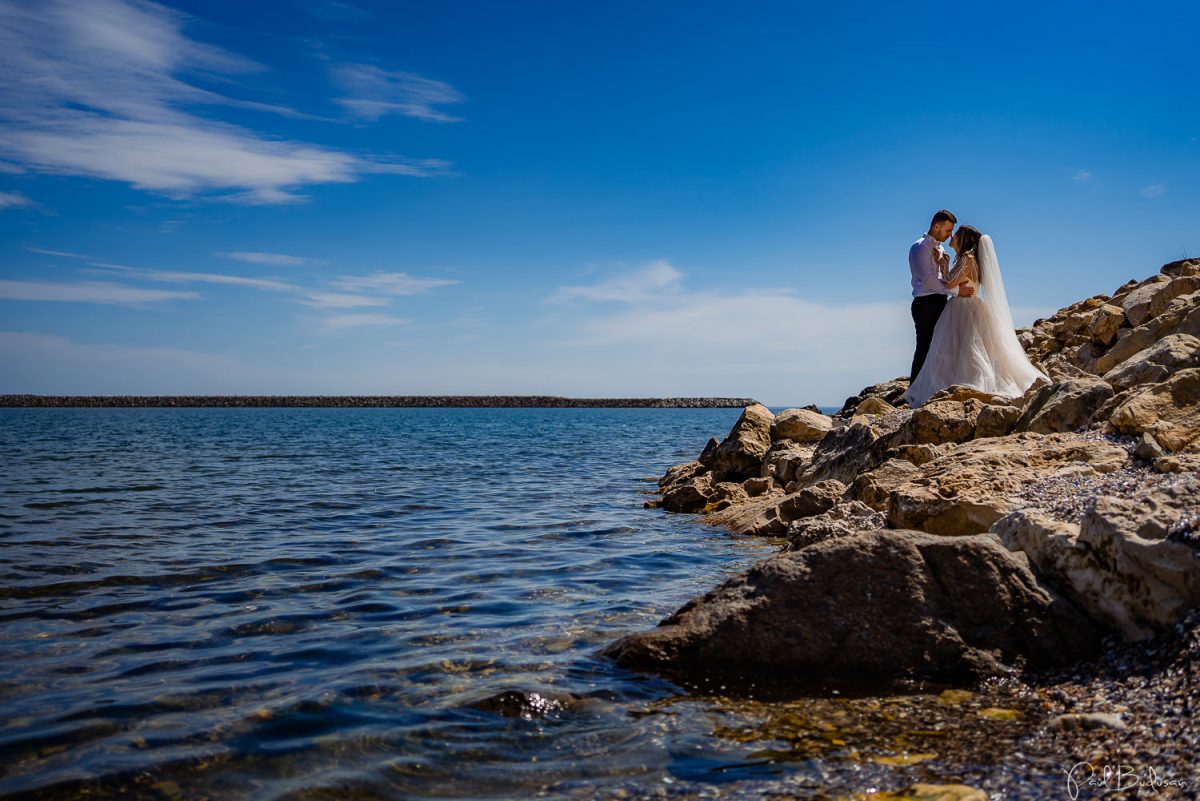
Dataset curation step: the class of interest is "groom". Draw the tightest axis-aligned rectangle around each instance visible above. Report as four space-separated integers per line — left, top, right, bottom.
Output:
909 209 975 381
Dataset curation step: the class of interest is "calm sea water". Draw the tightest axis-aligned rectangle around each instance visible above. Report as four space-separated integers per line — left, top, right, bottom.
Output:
0 407 794 799
0 407 1059 800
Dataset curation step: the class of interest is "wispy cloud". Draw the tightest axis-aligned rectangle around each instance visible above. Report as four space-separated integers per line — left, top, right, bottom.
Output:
0 279 199 306
546 259 684 304
218 251 326 266
84 263 298 292
297 291 390 309
309 1 372 21
26 246 93 259
0 190 33 208
317 313 411 331
331 271 460 295
1140 183 1166 198
1071 169 1093 183
0 0 457 203
333 64 466 122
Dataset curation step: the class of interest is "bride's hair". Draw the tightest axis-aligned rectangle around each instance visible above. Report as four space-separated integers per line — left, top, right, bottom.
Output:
955 225 983 259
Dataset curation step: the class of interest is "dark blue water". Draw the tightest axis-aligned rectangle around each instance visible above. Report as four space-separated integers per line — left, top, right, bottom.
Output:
1 407 795 799
0 407 1058 800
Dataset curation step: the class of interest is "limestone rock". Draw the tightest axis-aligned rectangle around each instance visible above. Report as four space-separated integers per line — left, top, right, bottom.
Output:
1120 274 1172 327
849 458 923 512
770 407 832 444
598 529 1102 684
1161 257 1200 278
1108 367 1200 452
661 473 715 513
994 476 1200 639
1088 303 1126 346
895 399 982 446
1101 333 1200 392
704 479 846 536
887 433 1129 535
783 501 886 551
855 396 895 416
659 460 704 489
836 377 911 418
741 476 772 497
759 440 814 484
1148 275 1200 319
794 419 886 487
926 385 1014 406
698 403 774 480
1013 377 1114 434
975 403 1023 439
1096 290 1200 374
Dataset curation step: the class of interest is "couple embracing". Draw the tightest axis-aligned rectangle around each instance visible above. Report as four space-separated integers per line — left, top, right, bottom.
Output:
904 209 1049 409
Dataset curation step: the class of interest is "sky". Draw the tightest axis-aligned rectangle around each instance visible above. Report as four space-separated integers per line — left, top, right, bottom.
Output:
0 0 1197 407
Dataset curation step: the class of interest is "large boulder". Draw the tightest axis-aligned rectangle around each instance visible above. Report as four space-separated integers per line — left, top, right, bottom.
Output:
1119 275 1172 327
994 475 1200 640
698 403 774 480
759 440 814 484
1161 258 1200 278
598 529 1102 684
886 433 1129 535
1108 367 1200 452
1013 377 1114 434
835 377 911 418
793 419 888 486
1087 303 1126 346
1101 333 1200 392
770 408 832 444
660 473 716 513
1096 290 1200 374
894 399 982 446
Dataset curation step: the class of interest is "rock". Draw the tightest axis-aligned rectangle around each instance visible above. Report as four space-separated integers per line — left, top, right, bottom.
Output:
1154 453 1200 474
926 385 1013 405
794 419 886 486
889 443 951 466
742 476 773 497
1013 377 1113 434
836 377 911 418
894 399 982 446
994 476 1200 640
1051 712 1127 732
698 403 774 480
1148 276 1200 319
1120 274 1172 327
849 458 923 511
1161 257 1200 278
1096 290 1200 374
661 473 715 513
598 529 1102 684
1108 367 1200 452
704 480 846 536
1134 432 1165 461
783 501 886 551
887 433 1129 535
1087 303 1126 345
659 460 704 489
1101 333 1200 392
855 396 895 416
1040 353 1095 382
770 407 832 444
709 481 752 511
975 403 1023 439
759 440 814 484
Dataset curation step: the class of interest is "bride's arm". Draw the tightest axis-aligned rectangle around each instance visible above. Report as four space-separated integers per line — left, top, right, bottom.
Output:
945 254 977 288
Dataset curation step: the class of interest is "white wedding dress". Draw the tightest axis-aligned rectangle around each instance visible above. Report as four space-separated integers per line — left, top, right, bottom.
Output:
904 234 1049 408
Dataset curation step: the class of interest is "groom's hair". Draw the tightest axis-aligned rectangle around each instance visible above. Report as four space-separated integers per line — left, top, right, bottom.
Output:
931 209 957 226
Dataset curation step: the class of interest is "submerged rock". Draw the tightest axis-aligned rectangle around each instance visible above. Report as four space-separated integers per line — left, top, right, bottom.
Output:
599 529 1101 685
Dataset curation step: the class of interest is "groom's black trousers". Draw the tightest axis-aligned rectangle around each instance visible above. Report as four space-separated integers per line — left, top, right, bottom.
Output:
910 293 948 382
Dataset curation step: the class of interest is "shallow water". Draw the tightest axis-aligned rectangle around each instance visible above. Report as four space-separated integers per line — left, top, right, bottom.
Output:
1 408 1065 799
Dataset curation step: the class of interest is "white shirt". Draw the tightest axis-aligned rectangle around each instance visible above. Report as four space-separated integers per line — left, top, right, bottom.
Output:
909 233 961 298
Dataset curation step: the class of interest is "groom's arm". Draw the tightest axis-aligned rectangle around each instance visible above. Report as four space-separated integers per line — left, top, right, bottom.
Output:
910 240 961 296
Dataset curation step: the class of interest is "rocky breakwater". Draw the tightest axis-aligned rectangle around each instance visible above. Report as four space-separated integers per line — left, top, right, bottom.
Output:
602 258 1200 689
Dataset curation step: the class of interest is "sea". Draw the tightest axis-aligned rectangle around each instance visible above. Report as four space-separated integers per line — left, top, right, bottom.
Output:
0 406 1054 800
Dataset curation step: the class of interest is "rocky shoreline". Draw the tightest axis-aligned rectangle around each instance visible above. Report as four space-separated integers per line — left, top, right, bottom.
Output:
0 395 758 408
599 258 1200 798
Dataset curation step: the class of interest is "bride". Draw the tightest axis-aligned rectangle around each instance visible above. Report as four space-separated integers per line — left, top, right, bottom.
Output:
903 225 1050 408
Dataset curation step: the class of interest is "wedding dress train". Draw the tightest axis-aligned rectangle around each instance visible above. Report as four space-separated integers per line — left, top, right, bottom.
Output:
904 235 1049 409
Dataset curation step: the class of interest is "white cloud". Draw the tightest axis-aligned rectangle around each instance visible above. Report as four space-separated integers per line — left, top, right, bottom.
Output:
83 263 298 292
0 190 33 208
0 279 199 306
546 259 684 304
298 291 390 309
330 271 459 295
1140 183 1166 198
25 246 93 259
1071 170 1093 183
218 251 325 266
317 313 411 331
333 63 465 122
0 0 456 203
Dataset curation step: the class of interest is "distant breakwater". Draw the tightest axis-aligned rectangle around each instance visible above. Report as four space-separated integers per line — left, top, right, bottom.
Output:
0 395 760 408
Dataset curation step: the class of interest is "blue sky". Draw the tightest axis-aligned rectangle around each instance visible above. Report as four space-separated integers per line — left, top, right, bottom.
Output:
1 0 1197 406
